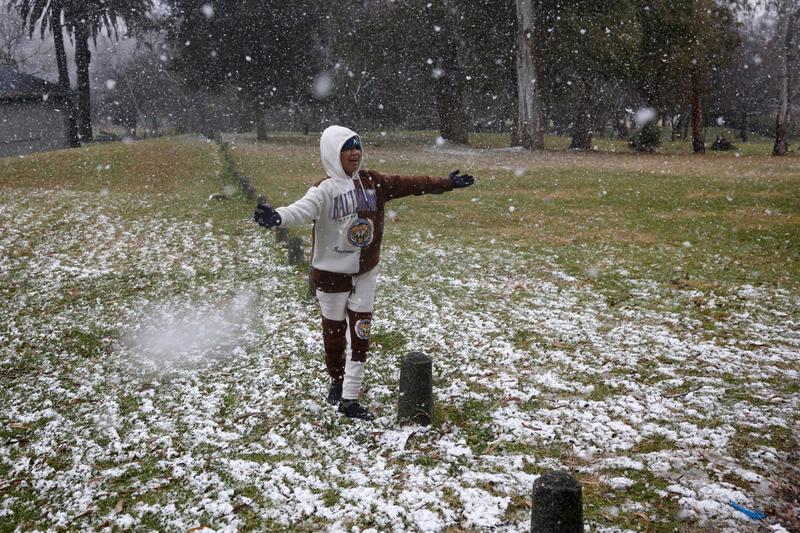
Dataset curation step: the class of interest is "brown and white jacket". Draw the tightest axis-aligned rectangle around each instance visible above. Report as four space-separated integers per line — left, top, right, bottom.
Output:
275 126 453 292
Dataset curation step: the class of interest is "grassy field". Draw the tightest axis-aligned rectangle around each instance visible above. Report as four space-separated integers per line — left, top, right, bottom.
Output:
1 132 798 532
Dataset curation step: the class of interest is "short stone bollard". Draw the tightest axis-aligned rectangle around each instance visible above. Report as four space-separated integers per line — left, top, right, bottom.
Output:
287 237 304 265
530 470 583 533
397 352 433 425
275 227 289 243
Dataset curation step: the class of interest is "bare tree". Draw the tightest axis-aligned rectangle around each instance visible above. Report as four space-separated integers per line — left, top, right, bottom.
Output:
0 6 24 66
514 0 544 149
0 3 50 72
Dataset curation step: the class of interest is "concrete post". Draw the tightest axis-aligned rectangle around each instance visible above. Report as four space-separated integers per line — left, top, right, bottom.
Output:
530 470 583 533
397 352 433 425
275 227 289 243
287 237 304 265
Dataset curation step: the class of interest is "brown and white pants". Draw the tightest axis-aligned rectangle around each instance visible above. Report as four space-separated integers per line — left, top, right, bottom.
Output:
316 266 378 401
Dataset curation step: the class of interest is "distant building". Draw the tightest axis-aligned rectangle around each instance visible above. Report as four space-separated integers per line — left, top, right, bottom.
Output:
0 66 69 157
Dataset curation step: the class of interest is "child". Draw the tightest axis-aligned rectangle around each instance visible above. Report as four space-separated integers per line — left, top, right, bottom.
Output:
254 125 474 420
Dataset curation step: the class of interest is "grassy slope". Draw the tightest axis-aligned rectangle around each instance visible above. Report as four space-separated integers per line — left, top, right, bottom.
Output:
1 133 798 532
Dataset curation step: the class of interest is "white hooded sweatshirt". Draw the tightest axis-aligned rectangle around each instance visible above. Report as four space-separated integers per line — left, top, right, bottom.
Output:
275 125 367 274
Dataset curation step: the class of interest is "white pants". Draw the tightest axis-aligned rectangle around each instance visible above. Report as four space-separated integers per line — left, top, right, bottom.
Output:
316 266 378 400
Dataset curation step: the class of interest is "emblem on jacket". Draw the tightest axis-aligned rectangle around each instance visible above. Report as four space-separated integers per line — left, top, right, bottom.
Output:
347 218 374 248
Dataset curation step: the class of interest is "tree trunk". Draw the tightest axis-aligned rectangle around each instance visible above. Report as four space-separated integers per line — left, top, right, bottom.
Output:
690 67 704 154
514 0 544 149
197 97 213 138
595 108 607 139
74 24 93 143
511 113 521 145
427 0 468 144
50 2 79 148
739 111 748 142
614 111 629 139
253 98 267 140
773 0 792 156
569 82 592 150
435 70 468 144
121 108 137 137
670 115 678 142
432 4 468 146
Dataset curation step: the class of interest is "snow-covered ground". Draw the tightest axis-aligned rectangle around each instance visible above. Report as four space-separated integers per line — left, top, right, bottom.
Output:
1 187 798 532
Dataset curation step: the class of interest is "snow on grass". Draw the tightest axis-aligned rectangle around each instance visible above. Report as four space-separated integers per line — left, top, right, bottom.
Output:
1 185 798 531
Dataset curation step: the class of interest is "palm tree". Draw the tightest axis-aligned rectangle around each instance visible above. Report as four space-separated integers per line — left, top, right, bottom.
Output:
11 0 77 145
11 0 152 143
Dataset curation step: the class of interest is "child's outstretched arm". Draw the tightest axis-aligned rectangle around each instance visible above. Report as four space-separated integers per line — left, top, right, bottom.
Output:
253 186 324 228
377 169 475 200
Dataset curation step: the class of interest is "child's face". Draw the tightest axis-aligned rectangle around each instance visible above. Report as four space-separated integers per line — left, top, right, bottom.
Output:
340 145 362 176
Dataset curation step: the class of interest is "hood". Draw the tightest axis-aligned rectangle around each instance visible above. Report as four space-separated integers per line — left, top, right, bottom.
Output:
320 125 362 180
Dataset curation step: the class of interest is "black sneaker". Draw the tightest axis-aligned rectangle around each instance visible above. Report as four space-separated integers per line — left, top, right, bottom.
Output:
338 400 374 421
326 382 343 405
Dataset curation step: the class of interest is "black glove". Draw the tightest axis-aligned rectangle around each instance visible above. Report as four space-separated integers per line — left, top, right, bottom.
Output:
254 203 281 228
449 169 475 189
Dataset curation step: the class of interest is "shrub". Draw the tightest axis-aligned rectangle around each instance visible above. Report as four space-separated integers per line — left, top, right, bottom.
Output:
629 123 661 153
711 136 736 151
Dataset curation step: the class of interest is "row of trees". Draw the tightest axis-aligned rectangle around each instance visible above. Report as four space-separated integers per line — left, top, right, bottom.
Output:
514 0 797 155
9 0 153 145
6 0 799 155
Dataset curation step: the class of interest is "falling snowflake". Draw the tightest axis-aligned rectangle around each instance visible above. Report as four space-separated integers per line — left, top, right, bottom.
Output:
312 72 333 99
634 107 656 127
